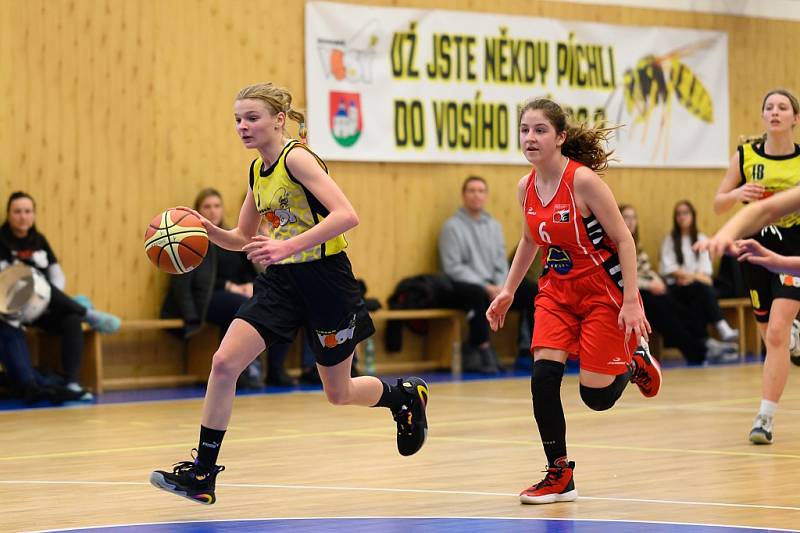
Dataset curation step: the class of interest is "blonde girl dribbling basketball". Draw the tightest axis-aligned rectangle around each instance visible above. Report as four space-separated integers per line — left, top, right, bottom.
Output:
149 83 429 504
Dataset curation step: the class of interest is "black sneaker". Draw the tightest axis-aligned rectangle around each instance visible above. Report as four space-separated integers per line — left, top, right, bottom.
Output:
150 450 225 504
392 377 429 456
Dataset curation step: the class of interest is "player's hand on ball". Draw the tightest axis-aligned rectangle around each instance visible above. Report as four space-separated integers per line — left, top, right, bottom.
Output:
173 206 215 232
243 235 294 266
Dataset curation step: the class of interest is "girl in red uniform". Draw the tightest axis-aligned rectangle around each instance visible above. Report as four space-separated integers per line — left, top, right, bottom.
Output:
487 98 661 504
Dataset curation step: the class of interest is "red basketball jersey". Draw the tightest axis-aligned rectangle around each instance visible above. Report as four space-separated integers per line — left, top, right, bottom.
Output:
524 159 622 288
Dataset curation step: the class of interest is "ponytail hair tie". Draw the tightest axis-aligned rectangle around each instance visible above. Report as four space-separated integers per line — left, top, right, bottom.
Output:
299 122 308 144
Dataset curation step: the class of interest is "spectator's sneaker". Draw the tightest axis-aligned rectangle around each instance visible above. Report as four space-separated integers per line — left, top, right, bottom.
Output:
749 413 774 445
520 460 578 504
790 319 800 367
461 344 483 373
85 309 121 333
629 340 662 398
719 328 740 343
392 377 429 456
150 450 225 504
73 294 94 310
705 340 740 364
65 382 94 401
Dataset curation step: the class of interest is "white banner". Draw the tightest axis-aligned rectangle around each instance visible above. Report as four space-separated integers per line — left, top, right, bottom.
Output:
305 1 729 167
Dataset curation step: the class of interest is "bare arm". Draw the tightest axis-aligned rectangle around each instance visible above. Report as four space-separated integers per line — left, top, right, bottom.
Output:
714 150 765 214
486 175 539 331
504 176 540 295
737 238 800 275
244 148 359 266
697 186 800 258
722 186 800 240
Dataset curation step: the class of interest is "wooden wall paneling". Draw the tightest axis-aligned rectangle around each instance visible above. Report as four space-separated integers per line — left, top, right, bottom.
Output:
3 0 797 377
0 0 10 196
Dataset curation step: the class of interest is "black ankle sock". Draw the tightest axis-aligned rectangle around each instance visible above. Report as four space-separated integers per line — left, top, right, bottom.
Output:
372 380 405 411
532 359 567 466
197 425 226 468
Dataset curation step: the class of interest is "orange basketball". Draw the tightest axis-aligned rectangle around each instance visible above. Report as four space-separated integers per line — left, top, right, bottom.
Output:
144 209 209 274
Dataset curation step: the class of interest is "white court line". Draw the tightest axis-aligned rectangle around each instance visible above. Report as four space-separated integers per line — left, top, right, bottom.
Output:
24 516 800 533
3 479 800 513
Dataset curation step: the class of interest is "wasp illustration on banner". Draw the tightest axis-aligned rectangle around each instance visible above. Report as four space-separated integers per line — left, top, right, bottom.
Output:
604 38 716 161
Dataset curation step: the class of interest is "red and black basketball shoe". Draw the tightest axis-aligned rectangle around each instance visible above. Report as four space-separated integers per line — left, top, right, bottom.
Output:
629 340 662 398
519 459 578 504
150 449 225 505
393 377 429 456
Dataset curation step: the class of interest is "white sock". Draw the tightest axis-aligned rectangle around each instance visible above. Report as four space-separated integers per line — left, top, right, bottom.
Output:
759 399 778 417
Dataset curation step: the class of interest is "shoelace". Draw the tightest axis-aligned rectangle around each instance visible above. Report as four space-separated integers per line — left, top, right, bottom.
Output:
533 466 565 489
630 363 652 387
393 405 414 434
171 452 225 477
753 414 771 429
171 460 200 476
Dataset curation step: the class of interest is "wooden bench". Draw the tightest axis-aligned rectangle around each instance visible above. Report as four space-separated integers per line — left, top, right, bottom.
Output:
25 308 470 394
26 319 218 394
718 297 759 357
369 308 464 375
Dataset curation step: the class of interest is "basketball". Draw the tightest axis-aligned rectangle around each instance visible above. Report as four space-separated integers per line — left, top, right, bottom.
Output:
144 209 209 274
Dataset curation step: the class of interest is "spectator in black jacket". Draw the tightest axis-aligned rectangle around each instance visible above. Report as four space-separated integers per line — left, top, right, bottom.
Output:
0 191 119 400
161 188 295 388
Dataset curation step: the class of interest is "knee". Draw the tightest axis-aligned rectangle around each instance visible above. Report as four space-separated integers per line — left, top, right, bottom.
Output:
323 383 353 406
531 359 565 396
580 383 619 411
209 350 243 380
764 324 790 350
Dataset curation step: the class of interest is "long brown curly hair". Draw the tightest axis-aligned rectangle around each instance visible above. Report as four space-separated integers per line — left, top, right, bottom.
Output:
519 98 616 173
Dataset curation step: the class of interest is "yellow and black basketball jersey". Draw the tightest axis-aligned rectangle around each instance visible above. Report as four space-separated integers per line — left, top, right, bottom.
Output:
249 140 348 264
739 142 800 228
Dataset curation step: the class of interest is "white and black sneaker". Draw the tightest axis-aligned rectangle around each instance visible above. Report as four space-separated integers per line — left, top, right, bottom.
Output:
789 319 800 367
704 338 739 364
749 413 774 445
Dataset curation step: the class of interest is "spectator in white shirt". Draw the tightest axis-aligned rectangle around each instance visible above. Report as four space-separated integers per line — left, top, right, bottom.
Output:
659 200 738 342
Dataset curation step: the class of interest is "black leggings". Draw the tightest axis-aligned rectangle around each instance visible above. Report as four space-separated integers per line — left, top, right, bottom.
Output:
667 281 724 327
32 286 86 383
640 289 707 364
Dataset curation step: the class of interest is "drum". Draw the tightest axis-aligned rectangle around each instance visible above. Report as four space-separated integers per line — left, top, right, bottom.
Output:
0 263 52 323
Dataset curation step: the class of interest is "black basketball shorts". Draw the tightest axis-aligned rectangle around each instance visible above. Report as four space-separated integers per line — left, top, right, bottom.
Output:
235 252 375 367
741 224 800 322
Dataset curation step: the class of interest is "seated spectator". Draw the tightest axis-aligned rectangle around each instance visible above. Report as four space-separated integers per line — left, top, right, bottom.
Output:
439 175 536 373
659 200 739 344
0 320 81 404
161 188 296 389
0 192 120 400
621 205 737 364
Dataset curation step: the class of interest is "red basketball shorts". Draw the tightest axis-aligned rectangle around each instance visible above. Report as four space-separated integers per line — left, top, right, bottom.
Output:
532 269 638 375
